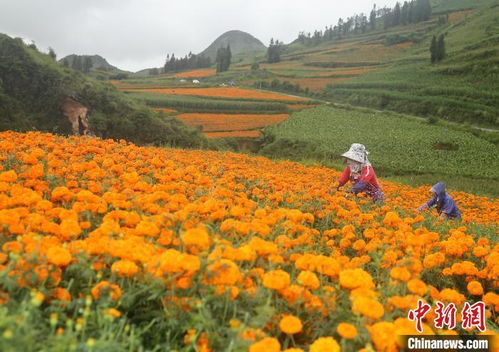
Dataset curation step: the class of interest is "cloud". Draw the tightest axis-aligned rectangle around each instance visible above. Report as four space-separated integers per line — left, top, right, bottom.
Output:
0 0 398 71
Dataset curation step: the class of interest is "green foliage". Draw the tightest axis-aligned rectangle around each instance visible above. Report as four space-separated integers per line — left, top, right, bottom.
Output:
163 52 211 74
251 62 260 71
430 35 438 63
260 106 499 181
267 39 282 63
254 79 309 96
216 46 231 73
0 33 207 148
48 47 56 61
128 92 289 114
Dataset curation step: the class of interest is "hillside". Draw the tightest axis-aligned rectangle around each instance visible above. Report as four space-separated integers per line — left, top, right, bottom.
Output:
228 0 499 127
199 30 266 61
0 34 208 147
59 54 129 73
0 130 496 350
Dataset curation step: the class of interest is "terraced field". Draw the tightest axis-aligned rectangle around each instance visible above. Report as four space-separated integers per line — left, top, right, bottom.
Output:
112 77 311 140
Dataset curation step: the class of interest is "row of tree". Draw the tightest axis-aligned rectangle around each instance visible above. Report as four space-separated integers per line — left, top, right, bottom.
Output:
267 39 283 63
163 52 211 73
430 34 446 63
383 0 432 29
62 56 93 73
296 0 432 46
216 46 232 73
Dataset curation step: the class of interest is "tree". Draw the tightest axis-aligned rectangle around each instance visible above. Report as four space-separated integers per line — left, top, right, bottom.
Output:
430 35 437 63
226 44 232 69
48 47 56 60
149 68 159 75
216 45 231 73
72 56 83 71
436 34 446 61
267 39 281 63
370 5 377 30
401 2 409 25
83 56 93 73
393 2 401 26
421 0 432 21
62 59 69 68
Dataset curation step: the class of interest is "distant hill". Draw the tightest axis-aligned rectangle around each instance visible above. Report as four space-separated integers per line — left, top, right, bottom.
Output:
200 30 266 61
236 0 498 127
0 33 208 147
60 54 129 73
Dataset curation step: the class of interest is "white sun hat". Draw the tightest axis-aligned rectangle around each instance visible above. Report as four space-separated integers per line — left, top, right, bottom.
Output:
341 143 369 164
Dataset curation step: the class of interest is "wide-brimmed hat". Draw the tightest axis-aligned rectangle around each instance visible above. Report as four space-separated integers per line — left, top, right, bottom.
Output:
341 143 368 163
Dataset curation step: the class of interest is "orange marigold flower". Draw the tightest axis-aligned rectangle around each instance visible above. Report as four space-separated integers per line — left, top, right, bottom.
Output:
439 288 465 305
367 322 397 352
263 270 290 290
51 288 71 302
310 337 340 352
279 314 303 334
0 170 17 182
59 219 82 240
407 279 428 295
337 322 357 339
111 260 139 277
91 281 122 300
297 270 320 290
182 227 211 250
390 267 411 282
351 296 384 319
339 268 374 290
249 337 280 352
467 281 483 296
207 259 241 286
135 220 160 237
46 246 72 266
383 211 402 227
105 308 121 318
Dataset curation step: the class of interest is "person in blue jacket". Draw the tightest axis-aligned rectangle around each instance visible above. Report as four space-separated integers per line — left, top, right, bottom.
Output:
417 182 461 220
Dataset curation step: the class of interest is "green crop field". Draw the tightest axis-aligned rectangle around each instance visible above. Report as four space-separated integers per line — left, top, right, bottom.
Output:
323 0 499 127
260 106 499 196
126 91 291 114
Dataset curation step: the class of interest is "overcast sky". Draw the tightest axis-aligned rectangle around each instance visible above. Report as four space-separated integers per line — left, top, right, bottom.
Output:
0 0 399 72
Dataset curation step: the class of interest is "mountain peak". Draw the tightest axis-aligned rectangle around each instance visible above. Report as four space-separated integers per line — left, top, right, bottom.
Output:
199 30 266 60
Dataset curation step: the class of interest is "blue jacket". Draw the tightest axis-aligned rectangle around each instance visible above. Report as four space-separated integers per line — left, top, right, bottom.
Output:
426 182 461 219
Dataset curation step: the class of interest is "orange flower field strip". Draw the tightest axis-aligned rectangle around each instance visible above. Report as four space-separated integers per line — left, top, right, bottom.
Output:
175 113 289 132
170 69 217 78
0 131 497 350
204 130 262 139
448 9 474 24
121 87 307 101
154 107 178 114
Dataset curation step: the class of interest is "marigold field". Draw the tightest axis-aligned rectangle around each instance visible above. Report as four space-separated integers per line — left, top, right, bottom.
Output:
0 131 497 351
172 69 217 78
122 87 307 102
175 113 289 133
204 131 263 139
